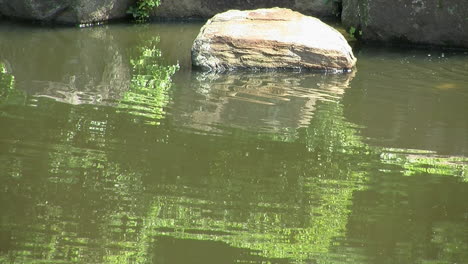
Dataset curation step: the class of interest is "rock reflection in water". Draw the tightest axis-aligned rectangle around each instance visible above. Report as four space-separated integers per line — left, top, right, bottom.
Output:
0 24 180 124
0 26 132 105
173 71 355 135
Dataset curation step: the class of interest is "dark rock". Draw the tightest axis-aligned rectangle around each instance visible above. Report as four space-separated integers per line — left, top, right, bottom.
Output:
154 0 339 20
342 0 468 48
0 0 339 25
0 0 133 24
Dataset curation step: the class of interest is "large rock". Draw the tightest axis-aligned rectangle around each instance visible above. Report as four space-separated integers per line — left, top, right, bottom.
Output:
342 0 468 48
155 0 339 20
0 0 133 24
191 8 356 72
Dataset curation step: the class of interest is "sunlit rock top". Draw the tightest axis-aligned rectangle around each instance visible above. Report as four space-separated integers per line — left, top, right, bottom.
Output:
192 8 356 72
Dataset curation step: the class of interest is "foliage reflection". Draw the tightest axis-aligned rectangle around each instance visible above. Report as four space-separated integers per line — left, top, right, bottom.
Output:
118 37 179 124
0 35 467 264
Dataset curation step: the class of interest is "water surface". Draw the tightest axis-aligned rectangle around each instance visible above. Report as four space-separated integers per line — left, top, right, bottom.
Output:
0 22 467 264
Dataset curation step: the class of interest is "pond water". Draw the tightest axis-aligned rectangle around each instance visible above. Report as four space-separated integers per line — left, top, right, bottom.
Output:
0 22 467 264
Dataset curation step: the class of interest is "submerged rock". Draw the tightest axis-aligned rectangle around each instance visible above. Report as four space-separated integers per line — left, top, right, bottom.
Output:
191 8 356 72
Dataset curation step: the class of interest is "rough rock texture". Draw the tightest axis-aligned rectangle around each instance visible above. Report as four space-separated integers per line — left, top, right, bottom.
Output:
155 0 339 20
342 0 468 48
192 8 356 72
0 0 133 24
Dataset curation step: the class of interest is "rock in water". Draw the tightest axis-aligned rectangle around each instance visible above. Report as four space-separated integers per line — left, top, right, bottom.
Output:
191 8 356 72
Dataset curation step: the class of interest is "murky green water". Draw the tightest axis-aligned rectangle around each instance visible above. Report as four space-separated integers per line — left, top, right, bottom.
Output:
0 22 467 264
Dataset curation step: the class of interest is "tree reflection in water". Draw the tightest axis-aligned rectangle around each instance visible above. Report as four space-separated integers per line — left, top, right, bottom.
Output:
0 31 467 264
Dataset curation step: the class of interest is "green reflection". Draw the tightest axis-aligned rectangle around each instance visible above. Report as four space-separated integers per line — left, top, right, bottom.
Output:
118 37 179 125
380 148 468 181
0 63 14 90
99 99 371 263
1 73 466 263
0 62 20 105
1 34 468 264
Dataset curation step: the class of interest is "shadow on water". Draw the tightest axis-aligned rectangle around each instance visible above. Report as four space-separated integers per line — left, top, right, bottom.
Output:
0 23 467 264
0 24 132 104
343 47 468 156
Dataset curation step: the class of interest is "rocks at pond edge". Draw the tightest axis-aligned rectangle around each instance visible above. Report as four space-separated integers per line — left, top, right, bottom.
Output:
155 0 339 20
0 0 133 24
191 8 356 72
342 0 468 48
